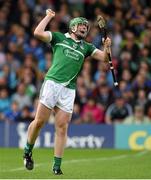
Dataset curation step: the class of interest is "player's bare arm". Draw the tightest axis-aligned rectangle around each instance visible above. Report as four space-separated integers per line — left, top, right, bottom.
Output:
91 37 111 62
34 9 55 42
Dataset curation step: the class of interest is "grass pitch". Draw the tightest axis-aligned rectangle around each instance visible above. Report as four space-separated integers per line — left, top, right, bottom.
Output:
0 148 151 179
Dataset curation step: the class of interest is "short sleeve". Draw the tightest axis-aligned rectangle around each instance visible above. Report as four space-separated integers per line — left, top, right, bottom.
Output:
49 32 63 46
85 43 97 57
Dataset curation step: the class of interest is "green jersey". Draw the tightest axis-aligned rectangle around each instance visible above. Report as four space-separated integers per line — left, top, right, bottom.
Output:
45 32 97 89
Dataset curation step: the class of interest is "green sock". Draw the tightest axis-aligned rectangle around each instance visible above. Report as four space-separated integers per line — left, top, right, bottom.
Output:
24 142 34 154
53 156 62 170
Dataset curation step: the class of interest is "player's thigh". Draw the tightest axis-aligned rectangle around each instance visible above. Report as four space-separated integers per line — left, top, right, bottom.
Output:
54 107 72 128
39 80 62 109
34 101 52 124
56 87 76 114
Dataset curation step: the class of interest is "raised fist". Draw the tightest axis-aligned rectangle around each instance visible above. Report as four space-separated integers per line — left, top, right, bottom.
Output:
46 9 55 17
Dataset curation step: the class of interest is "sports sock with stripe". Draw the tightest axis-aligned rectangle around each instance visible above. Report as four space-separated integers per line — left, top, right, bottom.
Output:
53 156 62 170
24 142 34 154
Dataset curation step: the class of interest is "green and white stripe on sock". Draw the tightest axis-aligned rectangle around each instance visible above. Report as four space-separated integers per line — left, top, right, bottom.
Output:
53 156 62 170
24 142 34 154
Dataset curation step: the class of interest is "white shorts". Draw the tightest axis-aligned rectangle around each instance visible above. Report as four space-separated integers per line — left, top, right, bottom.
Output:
39 80 76 113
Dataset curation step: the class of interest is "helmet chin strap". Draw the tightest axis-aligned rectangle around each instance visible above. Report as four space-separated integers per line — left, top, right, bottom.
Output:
71 25 78 33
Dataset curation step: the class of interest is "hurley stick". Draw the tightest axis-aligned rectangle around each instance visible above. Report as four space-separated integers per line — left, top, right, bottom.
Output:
97 15 118 87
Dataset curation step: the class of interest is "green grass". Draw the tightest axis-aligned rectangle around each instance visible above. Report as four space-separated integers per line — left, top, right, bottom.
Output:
0 148 151 179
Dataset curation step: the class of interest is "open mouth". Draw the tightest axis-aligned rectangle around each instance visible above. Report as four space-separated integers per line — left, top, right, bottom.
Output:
80 30 86 34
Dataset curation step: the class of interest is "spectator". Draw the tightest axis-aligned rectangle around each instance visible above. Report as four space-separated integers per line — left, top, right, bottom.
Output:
122 86 135 106
12 82 32 110
132 73 148 93
135 89 147 107
139 61 151 82
23 38 46 72
94 82 113 109
121 31 139 62
0 88 11 113
105 93 133 124
71 103 81 124
18 54 39 86
118 51 132 76
18 106 32 122
5 51 20 73
139 48 151 70
20 67 37 99
3 101 20 123
82 98 105 124
75 86 88 108
121 69 132 85
124 105 151 124
1 64 17 91
94 61 113 87
81 61 94 91
111 21 123 57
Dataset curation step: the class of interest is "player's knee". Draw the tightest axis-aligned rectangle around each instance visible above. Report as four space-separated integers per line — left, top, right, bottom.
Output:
56 124 68 137
33 118 45 129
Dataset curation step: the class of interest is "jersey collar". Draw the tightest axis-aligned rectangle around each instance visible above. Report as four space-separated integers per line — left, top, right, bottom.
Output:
65 33 81 43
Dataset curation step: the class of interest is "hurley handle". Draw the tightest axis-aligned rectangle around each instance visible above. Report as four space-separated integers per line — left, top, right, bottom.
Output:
97 15 118 87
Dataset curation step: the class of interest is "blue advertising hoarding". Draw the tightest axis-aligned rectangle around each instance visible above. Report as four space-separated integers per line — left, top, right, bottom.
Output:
0 122 114 148
0 122 5 146
1 122 151 149
115 125 151 150
67 124 114 148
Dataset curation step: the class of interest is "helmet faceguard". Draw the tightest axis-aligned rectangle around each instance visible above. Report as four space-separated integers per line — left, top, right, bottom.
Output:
69 17 90 39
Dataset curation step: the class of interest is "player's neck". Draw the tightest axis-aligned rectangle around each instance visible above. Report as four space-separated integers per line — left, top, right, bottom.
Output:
70 33 80 42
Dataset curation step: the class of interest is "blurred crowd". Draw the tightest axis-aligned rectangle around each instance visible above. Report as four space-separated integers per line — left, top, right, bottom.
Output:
0 0 151 125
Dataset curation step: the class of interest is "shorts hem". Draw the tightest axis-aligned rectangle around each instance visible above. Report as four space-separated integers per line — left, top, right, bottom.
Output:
39 100 53 110
56 105 72 114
